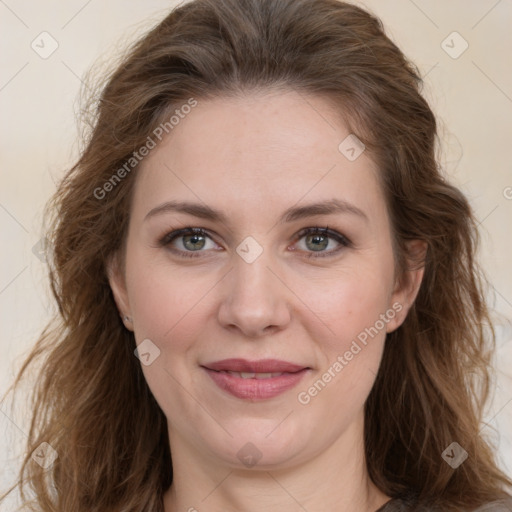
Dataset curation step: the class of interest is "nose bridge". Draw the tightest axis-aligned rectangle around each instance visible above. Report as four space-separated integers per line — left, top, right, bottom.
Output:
217 242 291 336
233 248 274 297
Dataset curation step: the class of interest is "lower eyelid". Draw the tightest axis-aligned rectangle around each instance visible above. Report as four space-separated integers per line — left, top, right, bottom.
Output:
299 241 348 259
295 228 351 249
166 235 218 255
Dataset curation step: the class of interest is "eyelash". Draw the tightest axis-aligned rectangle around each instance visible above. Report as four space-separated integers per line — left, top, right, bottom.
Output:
158 226 352 259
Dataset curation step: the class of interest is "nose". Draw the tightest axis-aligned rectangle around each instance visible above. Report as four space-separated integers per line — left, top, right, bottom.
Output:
217 249 292 338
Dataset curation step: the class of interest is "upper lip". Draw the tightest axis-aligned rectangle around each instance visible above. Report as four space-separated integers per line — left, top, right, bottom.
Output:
202 358 308 373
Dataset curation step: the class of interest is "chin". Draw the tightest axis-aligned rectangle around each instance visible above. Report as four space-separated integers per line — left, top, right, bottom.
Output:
199 418 309 470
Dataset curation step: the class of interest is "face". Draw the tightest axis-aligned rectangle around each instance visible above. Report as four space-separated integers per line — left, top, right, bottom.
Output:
109 90 424 470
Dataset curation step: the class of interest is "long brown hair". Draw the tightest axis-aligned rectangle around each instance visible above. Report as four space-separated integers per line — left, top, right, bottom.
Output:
2 0 511 510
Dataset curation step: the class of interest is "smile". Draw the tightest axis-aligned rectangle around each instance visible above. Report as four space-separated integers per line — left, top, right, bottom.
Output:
201 358 310 400
220 371 286 379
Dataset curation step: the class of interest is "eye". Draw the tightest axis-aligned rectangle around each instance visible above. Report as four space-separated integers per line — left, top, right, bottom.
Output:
292 226 352 258
159 227 220 258
158 225 352 259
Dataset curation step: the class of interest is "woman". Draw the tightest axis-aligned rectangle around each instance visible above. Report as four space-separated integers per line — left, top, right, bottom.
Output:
2 0 511 510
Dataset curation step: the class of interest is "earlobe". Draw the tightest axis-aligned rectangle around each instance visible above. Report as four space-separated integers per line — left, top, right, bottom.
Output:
387 240 428 333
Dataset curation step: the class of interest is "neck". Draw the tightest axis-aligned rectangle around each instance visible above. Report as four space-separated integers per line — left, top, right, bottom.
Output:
163 413 390 512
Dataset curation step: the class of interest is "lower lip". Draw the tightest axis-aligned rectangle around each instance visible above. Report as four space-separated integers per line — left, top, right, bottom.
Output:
203 368 309 400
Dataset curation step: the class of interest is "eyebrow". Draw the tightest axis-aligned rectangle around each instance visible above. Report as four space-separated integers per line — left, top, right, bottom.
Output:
144 198 368 224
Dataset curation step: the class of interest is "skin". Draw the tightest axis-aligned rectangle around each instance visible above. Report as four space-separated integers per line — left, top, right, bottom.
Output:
108 89 426 512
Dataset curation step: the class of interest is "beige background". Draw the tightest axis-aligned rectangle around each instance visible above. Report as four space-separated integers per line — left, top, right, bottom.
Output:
1 0 511 505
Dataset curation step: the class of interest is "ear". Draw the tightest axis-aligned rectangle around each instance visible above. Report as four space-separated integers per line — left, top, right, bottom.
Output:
106 251 132 324
386 239 428 333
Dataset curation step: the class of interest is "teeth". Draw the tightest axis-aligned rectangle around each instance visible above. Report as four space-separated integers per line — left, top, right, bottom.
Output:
224 371 284 379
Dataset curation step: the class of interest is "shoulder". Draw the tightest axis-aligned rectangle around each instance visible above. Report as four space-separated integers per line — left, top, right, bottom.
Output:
472 496 512 511
377 496 512 512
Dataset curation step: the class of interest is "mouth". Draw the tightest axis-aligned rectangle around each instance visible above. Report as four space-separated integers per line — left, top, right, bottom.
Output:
201 358 311 400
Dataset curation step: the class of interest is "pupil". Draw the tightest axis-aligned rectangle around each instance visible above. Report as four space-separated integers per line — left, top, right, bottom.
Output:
307 234 327 251
184 234 205 250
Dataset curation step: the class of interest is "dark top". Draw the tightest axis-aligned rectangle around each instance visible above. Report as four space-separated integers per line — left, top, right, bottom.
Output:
376 496 512 511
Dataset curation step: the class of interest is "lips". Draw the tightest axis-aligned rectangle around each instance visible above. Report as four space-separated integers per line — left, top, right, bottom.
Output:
202 358 310 400
203 358 307 373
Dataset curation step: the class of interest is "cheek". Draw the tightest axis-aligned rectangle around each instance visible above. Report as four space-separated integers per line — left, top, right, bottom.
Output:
306 262 394 351
126 247 212 346
292 270 393 443
125 253 215 421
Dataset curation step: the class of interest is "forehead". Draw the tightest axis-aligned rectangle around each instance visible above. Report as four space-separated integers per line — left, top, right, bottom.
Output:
131 91 385 226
